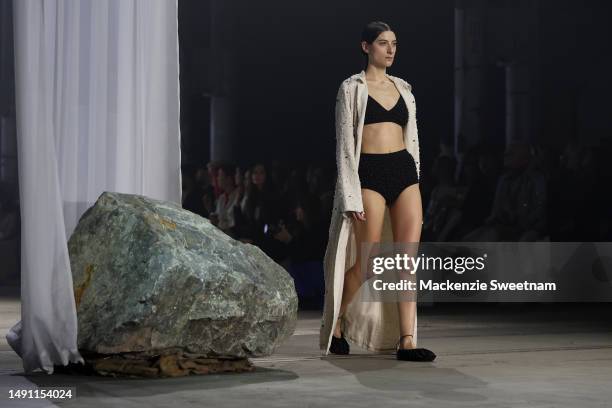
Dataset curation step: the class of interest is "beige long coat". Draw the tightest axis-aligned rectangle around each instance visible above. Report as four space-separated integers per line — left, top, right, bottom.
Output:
319 70 421 355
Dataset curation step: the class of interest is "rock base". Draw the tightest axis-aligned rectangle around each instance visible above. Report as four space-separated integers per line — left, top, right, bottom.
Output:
53 349 255 377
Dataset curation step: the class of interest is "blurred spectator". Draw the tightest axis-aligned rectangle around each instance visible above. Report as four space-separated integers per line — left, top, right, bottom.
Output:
207 160 222 199
181 164 208 218
274 192 327 309
274 192 327 263
422 155 462 241
239 166 252 213
440 146 499 241
234 165 246 206
209 163 241 237
198 163 216 216
235 163 282 251
463 141 547 241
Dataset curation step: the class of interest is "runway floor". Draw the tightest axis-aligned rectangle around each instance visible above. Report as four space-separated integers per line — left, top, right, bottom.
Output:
1 292 612 407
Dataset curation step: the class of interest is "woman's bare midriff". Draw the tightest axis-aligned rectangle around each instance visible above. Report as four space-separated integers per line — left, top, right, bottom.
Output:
361 122 405 154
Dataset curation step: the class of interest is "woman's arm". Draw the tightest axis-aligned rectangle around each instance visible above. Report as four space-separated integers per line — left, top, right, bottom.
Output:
335 80 364 215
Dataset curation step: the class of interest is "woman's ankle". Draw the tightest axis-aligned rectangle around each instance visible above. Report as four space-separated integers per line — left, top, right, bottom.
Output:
399 334 415 349
333 315 343 337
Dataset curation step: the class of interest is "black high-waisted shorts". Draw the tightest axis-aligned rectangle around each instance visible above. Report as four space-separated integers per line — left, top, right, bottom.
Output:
358 149 419 206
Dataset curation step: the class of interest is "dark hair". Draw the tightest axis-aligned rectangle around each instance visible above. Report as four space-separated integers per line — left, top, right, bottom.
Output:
244 162 274 222
217 162 236 179
217 162 236 186
360 21 392 70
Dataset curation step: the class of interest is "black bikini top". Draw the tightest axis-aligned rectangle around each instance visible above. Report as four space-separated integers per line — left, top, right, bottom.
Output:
364 93 408 127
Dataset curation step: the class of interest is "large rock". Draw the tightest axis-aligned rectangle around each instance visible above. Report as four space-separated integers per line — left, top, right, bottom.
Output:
68 191 298 360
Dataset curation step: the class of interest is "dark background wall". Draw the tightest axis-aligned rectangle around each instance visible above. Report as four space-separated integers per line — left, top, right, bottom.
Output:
178 0 612 168
178 0 454 168
537 0 612 147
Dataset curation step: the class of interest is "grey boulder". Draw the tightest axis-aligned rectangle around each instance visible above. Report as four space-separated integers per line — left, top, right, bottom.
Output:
68 191 298 358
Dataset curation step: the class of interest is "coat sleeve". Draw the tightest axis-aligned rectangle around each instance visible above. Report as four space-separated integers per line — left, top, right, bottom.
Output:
405 80 421 181
413 92 421 180
335 80 364 214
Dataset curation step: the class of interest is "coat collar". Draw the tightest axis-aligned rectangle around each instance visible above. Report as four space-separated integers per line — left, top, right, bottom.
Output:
353 69 409 91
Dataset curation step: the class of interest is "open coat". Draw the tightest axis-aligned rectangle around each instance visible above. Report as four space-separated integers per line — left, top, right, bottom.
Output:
319 70 421 355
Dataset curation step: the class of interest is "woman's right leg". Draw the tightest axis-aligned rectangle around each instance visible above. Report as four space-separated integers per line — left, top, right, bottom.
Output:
333 188 386 338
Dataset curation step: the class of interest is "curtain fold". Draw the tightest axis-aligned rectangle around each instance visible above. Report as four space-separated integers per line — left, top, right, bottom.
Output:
7 0 181 374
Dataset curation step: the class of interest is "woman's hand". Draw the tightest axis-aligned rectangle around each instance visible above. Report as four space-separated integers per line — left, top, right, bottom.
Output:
348 211 366 222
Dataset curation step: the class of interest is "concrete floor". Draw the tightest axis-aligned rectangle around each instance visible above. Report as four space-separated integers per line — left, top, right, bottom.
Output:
1 293 612 407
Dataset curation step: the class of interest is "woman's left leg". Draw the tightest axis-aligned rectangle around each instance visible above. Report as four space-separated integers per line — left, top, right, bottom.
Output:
389 183 423 349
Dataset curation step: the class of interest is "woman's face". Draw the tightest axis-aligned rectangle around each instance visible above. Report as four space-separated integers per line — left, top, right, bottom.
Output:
294 206 305 222
216 169 227 188
251 165 266 186
363 30 397 68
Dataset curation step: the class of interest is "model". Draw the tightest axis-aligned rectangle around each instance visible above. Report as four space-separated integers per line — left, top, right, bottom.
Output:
319 21 436 362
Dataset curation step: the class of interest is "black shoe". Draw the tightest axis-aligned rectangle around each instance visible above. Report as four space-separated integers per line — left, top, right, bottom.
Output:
329 332 350 355
396 334 436 362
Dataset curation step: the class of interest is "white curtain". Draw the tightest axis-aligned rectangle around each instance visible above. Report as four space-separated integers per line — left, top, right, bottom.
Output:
6 0 181 374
